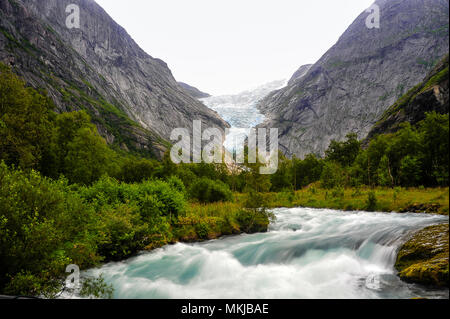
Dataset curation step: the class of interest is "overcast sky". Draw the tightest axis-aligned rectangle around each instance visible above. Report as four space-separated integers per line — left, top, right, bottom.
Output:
95 0 375 96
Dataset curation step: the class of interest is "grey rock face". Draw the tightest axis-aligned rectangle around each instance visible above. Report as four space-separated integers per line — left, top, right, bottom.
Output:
0 0 228 156
366 54 449 142
178 82 211 99
257 0 449 158
288 64 313 86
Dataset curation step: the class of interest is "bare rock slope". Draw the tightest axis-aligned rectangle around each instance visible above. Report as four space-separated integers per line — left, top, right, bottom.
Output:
0 0 228 157
258 0 449 158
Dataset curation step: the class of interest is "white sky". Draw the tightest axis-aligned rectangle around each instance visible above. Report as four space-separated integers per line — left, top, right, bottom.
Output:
95 0 375 96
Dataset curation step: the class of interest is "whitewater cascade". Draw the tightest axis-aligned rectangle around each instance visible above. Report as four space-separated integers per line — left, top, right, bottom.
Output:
86 208 449 299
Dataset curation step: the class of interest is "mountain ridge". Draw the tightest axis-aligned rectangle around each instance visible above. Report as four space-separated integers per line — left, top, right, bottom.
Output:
257 0 449 158
178 82 211 99
0 0 229 157
366 54 449 141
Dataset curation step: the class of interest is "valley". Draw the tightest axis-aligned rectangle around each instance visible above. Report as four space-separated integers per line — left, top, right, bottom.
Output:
0 0 448 300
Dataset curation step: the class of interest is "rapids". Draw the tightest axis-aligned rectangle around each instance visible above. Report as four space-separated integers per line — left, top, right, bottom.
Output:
86 208 449 299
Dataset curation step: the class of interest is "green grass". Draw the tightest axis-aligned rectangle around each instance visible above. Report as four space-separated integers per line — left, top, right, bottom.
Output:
235 186 449 215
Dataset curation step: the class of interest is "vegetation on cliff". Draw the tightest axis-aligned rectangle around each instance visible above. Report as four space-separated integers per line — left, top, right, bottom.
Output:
368 54 449 139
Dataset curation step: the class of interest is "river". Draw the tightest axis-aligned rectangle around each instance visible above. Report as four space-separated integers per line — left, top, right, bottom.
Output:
86 208 449 299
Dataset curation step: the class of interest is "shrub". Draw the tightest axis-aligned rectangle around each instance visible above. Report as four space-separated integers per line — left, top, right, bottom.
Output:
166 176 186 195
331 187 345 199
79 177 186 219
117 158 156 183
365 191 378 212
320 161 347 189
195 222 210 239
0 162 99 296
79 274 114 299
189 178 233 203
97 204 146 260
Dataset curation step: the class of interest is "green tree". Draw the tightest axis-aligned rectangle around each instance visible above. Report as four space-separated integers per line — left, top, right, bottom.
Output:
0 64 54 170
270 152 293 191
386 123 421 184
418 112 449 186
63 126 115 185
0 162 99 296
325 133 361 167
320 161 347 189
292 154 324 189
399 155 422 187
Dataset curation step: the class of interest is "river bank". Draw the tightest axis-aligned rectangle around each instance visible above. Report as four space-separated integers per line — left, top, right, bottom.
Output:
236 187 449 215
145 202 271 250
104 187 449 294
177 187 449 245
86 207 449 299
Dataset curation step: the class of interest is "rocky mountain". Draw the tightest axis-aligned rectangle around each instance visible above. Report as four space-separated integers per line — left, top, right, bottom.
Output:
257 0 449 158
178 82 211 99
0 0 228 157
288 64 312 86
366 54 448 140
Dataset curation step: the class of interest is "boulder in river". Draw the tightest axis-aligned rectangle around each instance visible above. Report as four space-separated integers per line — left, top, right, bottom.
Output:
395 223 449 287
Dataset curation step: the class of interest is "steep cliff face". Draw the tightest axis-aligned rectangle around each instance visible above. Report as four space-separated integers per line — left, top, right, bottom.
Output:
366 54 448 140
178 82 211 99
258 0 449 158
288 64 312 86
0 0 228 157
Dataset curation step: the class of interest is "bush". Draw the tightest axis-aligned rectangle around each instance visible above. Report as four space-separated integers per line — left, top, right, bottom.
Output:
365 191 378 212
96 204 147 260
116 158 157 183
331 187 345 199
0 162 99 296
320 161 347 189
166 176 186 195
195 222 210 239
189 178 233 203
79 176 186 219
236 210 271 233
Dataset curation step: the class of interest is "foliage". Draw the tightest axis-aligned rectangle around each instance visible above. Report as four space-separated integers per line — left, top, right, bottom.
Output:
320 161 347 189
0 162 99 297
79 275 114 299
189 177 233 203
0 64 54 170
365 191 378 212
325 133 361 167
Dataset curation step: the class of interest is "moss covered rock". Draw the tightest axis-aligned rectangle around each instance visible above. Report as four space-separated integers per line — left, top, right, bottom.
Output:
395 224 449 287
